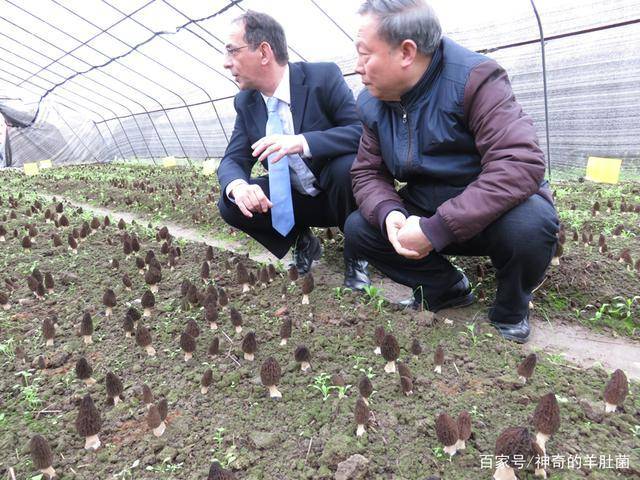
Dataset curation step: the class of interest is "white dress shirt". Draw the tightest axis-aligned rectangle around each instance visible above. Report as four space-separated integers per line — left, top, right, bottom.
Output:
226 65 320 199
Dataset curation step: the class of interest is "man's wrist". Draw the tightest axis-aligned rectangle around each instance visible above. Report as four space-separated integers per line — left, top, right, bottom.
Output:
226 179 248 201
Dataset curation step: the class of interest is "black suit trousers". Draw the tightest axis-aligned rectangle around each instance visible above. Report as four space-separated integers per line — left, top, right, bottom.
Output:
218 153 357 258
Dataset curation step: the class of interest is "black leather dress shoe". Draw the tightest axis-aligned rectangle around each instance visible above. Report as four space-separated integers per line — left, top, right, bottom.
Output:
399 275 476 312
343 258 371 291
490 314 531 343
291 229 322 275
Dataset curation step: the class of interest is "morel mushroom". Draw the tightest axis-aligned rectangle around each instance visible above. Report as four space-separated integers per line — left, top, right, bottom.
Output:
205 304 219 330
279 317 292 346
185 318 200 338
436 412 459 456
400 375 413 396
68 234 78 254
410 338 422 356
29 434 56 479
354 397 369 437
517 353 537 384
44 272 54 293
0 291 9 310
208 461 235 480
102 288 116 317
105 371 124 406
22 235 32 253
493 426 541 480
141 290 155 317
201 261 210 282
294 344 311 372
123 313 135 338
241 331 257 361
287 265 298 284
532 392 560 454
142 384 154 409
230 307 243 334
456 410 472 450
208 337 220 357
259 266 269 287
75 357 96 386
301 273 314 305
201 368 213 394
236 262 250 293
380 333 400 373
550 241 563 266
434 345 445 374
75 394 102 450
358 376 373 405
218 287 229 310
145 267 162 293
603 369 628 413
260 357 282 399
135 256 145 274
180 331 196 361
122 273 132 291
147 404 166 437
80 312 93 345
42 317 55 347
136 324 156 356
267 263 277 281
373 325 385 355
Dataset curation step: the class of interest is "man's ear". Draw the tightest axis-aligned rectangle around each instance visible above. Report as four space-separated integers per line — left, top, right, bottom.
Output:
399 39 418 67
259 41 273 65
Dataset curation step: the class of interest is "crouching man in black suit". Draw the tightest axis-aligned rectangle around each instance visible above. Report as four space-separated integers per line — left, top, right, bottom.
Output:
217 10 370 289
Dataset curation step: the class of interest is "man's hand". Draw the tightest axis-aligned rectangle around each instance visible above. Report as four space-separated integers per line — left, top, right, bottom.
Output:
385 211 422 258
397 215 433 259
251 134 304 163
230 183 273 218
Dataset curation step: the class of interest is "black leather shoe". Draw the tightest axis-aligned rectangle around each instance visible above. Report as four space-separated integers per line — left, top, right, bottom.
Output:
291 229 322 275
343 258 371 291
399 275 476 312
490 315 531 344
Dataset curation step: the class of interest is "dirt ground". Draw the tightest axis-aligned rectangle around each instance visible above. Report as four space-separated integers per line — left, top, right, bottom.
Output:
0 166 638 479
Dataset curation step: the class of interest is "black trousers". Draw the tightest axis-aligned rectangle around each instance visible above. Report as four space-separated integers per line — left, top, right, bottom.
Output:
218 154 357 259
343 193 559 324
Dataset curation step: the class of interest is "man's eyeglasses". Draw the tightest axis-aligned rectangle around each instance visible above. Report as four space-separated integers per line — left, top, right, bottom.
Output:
225 45 249 57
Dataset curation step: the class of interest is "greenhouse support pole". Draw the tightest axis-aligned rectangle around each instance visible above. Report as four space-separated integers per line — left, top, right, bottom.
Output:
530 0 552 181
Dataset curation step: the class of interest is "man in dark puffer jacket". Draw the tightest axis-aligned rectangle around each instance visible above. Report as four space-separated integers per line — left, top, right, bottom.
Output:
344 0 559 343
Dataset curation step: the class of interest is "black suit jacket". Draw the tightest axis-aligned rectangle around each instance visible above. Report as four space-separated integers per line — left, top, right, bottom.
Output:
217 62 362 195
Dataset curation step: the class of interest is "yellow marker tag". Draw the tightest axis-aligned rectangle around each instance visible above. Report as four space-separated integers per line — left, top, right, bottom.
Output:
162 156 177 168
23 162 40 176
202 159 217 176
585 156 622 184
39 159 53 169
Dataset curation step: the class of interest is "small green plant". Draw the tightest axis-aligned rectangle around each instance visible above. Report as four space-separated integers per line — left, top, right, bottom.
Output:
362 285 386 313
333 286 351 301
212 445 237 469
310 373 334 401
13 371 42 411
546 353 565 365
432 446 448 461
0 338 15 359
461 322 481 346
334 384 352 399
145 458 184 474
213 427 226 447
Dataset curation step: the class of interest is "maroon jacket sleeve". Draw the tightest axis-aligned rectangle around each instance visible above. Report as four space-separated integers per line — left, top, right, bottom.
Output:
420 59 546 251
351 124 407 233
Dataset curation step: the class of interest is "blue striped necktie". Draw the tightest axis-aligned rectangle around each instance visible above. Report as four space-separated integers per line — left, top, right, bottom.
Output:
266 97 295 237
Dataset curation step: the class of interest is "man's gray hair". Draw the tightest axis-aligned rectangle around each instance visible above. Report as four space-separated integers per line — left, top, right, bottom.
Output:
358 0 442 56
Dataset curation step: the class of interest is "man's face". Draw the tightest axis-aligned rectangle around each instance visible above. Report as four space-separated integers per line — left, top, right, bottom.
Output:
223 22 262 91
355 14 405 101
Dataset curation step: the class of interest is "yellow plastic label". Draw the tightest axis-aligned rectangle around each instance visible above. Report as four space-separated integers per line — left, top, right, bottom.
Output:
585 156 621 184
162 156 177 168
202 159 217 176
39 159 53 169
23 162 40 176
